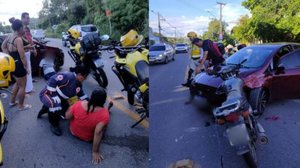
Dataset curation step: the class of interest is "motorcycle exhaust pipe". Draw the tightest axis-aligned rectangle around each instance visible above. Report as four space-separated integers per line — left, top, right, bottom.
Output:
257 132 268 145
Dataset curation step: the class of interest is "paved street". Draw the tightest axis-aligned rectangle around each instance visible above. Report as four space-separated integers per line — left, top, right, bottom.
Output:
1 38 148 168
150 52 300 168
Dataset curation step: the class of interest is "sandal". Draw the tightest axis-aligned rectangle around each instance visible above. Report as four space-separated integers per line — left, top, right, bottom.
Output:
9 102 18 107
18 104 32 111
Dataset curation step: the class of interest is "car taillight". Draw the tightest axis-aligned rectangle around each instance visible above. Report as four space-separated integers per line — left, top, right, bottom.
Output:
225 112 240 123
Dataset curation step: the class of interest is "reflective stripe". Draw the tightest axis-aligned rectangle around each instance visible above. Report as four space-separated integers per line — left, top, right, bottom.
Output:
79 95 88 100
49 107 62 112
47 86 56 92
56 87 69 99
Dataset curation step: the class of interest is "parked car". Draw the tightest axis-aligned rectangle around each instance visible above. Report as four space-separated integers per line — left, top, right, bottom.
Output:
62 32 69 47
69 24 98 40
0 35 64 77
175 43 188 53
149 43 175 64
193 43 300 114
32 29 45 40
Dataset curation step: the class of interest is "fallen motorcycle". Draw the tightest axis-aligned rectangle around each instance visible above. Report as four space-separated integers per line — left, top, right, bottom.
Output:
208 60 268 168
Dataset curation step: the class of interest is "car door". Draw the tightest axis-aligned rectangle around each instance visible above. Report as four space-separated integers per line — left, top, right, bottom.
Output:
270 49 300 99
165 45 172 59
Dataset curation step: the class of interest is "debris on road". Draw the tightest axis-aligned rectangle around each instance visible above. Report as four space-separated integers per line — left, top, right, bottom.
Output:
265 116 279 121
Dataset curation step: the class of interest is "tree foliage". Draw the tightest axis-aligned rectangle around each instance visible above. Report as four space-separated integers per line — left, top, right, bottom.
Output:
233 0 300 43
38 0 148 39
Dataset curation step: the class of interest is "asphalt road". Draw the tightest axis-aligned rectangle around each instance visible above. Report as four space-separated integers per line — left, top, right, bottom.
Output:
149 52 300 168
1 38 148 168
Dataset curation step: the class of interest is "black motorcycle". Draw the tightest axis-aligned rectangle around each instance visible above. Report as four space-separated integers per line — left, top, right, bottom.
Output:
68 33 108 88
208 60 268 168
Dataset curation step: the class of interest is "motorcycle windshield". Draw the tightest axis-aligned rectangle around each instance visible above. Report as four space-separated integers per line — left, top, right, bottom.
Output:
135 60 149 84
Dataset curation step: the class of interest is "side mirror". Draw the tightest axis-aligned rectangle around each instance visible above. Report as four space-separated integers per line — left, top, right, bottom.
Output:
275 64 285 75
100 34 110 41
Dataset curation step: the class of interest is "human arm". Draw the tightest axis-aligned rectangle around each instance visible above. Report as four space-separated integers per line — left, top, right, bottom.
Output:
1 36 9 54
195 51 208 74
92 122 105 164
65 105 74 120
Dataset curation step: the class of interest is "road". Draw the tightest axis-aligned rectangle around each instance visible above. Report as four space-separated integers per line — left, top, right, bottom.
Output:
1 38 148 168
149 52 300 168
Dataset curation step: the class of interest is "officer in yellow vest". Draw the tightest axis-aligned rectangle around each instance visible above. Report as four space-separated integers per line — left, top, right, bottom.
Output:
182 31 203 87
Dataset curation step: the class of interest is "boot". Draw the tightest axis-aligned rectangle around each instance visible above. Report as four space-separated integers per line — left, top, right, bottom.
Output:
50 125 62 136
37 105 49 119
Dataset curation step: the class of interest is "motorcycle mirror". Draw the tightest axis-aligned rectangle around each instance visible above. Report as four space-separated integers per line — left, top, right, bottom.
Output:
100 35 110 41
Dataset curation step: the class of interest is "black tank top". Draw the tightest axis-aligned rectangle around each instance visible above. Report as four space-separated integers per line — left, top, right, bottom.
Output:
7 36 22 62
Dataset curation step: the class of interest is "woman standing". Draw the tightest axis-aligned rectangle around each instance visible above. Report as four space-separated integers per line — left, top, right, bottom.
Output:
1 19 31 110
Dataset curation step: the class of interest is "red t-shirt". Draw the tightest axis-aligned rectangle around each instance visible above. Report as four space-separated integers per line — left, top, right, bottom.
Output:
69 101 109 141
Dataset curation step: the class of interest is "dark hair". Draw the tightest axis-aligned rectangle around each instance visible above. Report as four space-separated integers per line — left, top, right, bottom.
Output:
192 38 202 44
87 88 107 113
9 17 15 24
74 65 90 77
11 19 23 31
21 12 29 19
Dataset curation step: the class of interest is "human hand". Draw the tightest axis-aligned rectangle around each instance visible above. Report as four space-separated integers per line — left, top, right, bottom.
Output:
92 152 104 165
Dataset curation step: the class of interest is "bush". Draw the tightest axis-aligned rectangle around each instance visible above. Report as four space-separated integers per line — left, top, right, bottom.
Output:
44 28 60 38
56 23 69 34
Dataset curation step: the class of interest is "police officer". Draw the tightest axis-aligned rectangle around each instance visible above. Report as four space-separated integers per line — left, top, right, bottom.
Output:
37 65 90 136
182 32 203 87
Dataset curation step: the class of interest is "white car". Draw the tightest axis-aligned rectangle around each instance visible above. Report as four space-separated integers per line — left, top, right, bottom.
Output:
32 29 45 40
175 43 188 53
69 24 98 40
62 32 69 47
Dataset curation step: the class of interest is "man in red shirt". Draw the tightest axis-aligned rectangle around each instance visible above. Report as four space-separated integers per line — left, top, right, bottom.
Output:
65 88 110 165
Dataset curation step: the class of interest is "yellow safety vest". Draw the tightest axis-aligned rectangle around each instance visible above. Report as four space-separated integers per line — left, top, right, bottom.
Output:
191 44 200 59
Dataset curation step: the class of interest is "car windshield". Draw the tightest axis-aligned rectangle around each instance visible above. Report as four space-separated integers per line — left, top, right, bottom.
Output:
81 26 97 32
150 45 166 51
176 44 185 46
226 47 274 68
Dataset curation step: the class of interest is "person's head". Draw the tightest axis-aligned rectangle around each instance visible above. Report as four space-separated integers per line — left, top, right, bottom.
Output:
21 12 30 26
74 65 90 82
10 19 24 35
187 31 197 41
87 88 107 113
192 38 203 47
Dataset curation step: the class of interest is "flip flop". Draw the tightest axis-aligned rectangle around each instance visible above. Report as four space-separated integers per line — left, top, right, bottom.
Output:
18 104 32 111
9 102 18 107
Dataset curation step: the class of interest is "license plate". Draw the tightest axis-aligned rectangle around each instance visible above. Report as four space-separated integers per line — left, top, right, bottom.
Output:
93 58 104 68
226 123 250 146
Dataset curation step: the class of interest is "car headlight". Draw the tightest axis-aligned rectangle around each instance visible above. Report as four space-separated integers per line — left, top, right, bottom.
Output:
158 54 163 58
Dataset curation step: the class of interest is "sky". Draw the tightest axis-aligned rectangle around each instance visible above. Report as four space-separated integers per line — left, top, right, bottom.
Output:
149 0 251 37
0 0 43 25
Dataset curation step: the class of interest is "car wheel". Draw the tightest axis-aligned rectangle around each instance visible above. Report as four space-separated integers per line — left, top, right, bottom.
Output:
249 87 269 115
164 57 168 64
172 54 175 61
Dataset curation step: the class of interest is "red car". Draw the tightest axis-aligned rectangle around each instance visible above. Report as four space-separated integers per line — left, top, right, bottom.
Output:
193 43 300 114
0 35 64 76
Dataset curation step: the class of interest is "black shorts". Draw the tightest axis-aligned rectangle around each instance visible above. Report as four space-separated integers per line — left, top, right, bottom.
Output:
13 60 27 78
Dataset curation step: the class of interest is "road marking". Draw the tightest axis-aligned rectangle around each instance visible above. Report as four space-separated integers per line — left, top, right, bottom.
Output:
173 86 189 92
108 94 149 129
150 97 186 106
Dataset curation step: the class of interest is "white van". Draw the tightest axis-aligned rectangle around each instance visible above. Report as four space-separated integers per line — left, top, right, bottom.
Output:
69 24 98 40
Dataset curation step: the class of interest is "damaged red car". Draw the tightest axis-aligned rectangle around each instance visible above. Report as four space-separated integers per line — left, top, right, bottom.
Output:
193 43 300 114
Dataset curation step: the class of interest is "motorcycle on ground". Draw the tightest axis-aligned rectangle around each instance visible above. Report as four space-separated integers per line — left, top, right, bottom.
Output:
208 60 268 168
99 30 149 128
67 32 108 88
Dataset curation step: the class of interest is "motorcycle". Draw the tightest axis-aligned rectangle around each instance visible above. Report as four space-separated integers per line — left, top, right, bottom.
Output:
0 91 8 166
67 33 108 88
209 60 268 168
99 36 149 128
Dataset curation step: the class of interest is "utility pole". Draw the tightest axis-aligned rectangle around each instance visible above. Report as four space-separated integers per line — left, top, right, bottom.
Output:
174 27 177 43
217 2 226 41
157 12 162 43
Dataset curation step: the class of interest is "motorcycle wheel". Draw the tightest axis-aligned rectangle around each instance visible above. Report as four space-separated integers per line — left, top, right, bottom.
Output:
243 142 258 168
95 68 108 88
127 90 135 105
249 88 269 116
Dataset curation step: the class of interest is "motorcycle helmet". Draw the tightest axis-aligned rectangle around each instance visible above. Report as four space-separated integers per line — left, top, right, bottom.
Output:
187 31 197 38
120 29 143 47
0 52 15 87
68 28 80 40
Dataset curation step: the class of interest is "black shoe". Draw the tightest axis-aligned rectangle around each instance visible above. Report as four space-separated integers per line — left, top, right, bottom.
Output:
182 82 190 87
37 106 48 119
50 125 62 136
